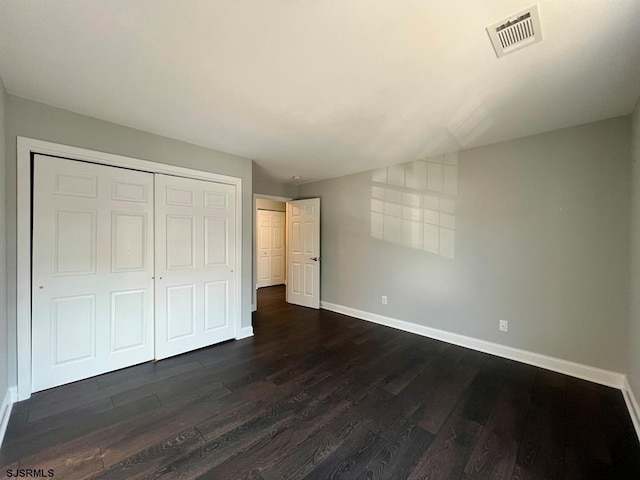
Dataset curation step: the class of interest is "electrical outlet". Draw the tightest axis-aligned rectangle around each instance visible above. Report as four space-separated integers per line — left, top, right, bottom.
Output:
381 296 388 305
499 319 508 332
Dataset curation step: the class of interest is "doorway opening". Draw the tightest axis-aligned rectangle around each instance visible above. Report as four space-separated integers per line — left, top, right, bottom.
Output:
257 200 286 287
252 194 291 311
252 195 321 312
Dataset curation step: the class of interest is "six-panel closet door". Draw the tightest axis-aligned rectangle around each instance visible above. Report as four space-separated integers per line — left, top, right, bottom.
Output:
154 174 237 360
32 155 155 392
257 209 285 287
32 156 238 392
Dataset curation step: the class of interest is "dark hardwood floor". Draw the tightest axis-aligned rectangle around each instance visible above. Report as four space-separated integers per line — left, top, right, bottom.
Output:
2 285 639 479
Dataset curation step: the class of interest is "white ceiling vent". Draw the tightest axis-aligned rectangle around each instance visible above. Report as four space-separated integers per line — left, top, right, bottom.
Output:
487 4 543 58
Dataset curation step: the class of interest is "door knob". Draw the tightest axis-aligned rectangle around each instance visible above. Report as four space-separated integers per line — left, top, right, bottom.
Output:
310 257 319 262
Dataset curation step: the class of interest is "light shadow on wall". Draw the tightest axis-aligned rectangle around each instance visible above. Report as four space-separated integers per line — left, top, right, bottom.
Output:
370 152 458 259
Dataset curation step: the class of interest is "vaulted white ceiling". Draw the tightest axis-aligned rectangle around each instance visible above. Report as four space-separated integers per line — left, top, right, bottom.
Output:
1 1 639 183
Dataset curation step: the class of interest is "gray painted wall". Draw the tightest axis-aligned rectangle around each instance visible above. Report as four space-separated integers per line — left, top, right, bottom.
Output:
256 198 286 212
0 80 8 414
5 95 254 388
253 162 299 199
299 117 631 372
629 98 640 395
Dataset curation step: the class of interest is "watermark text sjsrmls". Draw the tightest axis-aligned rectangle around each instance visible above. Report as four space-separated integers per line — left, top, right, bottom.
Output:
5 468 55 478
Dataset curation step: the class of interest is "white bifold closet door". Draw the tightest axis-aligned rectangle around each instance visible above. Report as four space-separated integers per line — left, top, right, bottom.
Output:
154 174 237 360
32 155 155 392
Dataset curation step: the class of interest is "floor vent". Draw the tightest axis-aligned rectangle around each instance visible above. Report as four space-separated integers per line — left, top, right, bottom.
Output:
487 4 543 58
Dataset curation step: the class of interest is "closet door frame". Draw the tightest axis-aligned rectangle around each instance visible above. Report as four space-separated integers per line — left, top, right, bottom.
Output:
16 137 244 401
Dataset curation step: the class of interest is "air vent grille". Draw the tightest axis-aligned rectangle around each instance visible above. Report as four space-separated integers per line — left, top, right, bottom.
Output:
496 13 534 48
487 5 543 58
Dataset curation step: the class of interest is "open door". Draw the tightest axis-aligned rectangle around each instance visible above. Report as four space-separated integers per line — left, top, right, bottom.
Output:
286 198 320 309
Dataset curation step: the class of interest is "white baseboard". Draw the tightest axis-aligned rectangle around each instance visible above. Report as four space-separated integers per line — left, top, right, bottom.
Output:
623 377 640 442
236 326 254 340
0 386 17 448
321 301 625 389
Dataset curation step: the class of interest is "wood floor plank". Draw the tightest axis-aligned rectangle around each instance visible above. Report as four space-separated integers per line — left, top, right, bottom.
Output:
260 386 393 480
380 353 428 396
513 382 565 480
392 356 456 417
148 392 312 479
89 428 205 480
406 414 482 480
4 396 114 446
260 418 365 480
505 362 538 392
26 361 200 423
197 396 353 479
156 380 231 407
0 395 160 466
459 349 490 369
27 376 100 408
11 442 104 480
464 384 531 479
101 380 284 467
564 447 615 480
364 391 413 442
454 360 509 426
301 429 387 480
565 377 612 466
354 425 435 480
599 385 640 477
412 363 478 435
3 395 164 476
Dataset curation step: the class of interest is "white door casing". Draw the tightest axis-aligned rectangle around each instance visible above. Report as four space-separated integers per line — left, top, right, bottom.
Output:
286 198 320 309
154 174 237 359
257 210 285 288
32 155 155 392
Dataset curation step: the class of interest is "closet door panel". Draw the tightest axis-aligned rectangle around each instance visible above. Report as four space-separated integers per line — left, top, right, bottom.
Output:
32 155 154 392
155 174 236 359
257 210 285 287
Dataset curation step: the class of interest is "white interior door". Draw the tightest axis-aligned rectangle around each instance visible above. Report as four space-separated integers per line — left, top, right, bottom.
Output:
271 211 286 285
257 210 272 287
286 199 320 309
257 210 285 288
155 174 237 360
32 155 154 392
